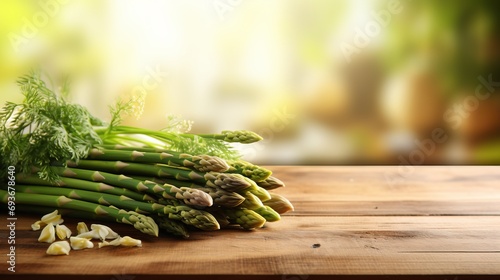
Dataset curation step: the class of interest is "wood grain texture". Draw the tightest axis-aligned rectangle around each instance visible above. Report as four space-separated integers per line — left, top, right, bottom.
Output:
1 166 499 279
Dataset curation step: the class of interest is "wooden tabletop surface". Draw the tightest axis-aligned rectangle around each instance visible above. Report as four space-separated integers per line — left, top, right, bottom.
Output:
1 166 500 280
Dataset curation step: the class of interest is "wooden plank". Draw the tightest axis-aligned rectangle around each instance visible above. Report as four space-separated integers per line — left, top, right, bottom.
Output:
272 166 500 202
1 166 499 277
1 214 500 275
288 201 500 216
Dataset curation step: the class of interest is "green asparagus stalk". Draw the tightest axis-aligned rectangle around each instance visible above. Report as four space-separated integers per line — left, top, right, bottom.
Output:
225 159 272 182
87 147 230 172
0 189 158 236
156 200 220 231
17 204 120 224
223 208 267 230
241 186 272 202
15 185 219 231
68 160 254 192
256 176 285 190
155 178 245 208
239 192 280 222
204 208 231 228
194 130 263 144
154 216 190 238
20 205 190 237
96 144 171 153
263 193 294 214
49 166 212 207
95 126 244 160
16 184 161 215
16 173 156 202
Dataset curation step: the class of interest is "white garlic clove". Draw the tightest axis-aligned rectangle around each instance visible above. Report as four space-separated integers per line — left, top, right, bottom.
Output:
55 224 72 240
75 230 100 240
98 237 121 248
31 221 42 231
76 222 89 234
41 210 58 221
98 236 142 248
46 241 71 255
119 236 142 247
41 210 63 225
32 210 64 231
70 236 94 250
90 224 119 240
38 223 56 243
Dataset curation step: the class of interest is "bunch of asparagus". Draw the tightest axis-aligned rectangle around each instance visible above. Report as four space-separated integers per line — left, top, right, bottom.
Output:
4 132 293 238
0 71 293 239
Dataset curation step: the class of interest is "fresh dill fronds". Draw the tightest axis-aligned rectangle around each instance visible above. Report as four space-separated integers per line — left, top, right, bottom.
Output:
0 70 103 181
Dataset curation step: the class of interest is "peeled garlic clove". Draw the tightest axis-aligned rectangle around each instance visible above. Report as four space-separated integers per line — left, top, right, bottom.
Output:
76 222 89 234
46 241 71 255
119 236 142 247
76 231 100 240
98 238 121 248
31 221 42 231
55 224 72 240
38 223 56 243
32 210 64 231
41 210 63 225
98 236 142 248
90 224 119 240
41 210 58 221
70 237 94 250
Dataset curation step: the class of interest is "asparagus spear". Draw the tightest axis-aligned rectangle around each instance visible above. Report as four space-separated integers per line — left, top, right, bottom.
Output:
256 176 286 190
194 130 263 144
15 185 219 231
263 193 294 214
154 216 190 238
16 185 161 215
68 160 254 192
225 159 272 182
16 173 156 202
87 147 230 172
156 200 220 231
154 178 245 208
239 192 280 222
17 200 190 238
0 189 158 236
96 126 249 159
223 208 267 230
49 166 212 207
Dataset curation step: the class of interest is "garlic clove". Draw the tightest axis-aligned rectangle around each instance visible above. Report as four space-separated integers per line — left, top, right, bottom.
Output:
31 220 42 231
98 236 142 248
90 224 119 240
70 236 94 250
38 223 56 243
98 237 121 248
41 210 58 222
32 210 64 231
75 230 100 240
76 222 89 234
55 224 72 240
46 241 71 255
119 236 142 247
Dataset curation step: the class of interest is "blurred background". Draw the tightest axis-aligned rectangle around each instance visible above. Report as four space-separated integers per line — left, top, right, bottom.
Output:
1 0 499 165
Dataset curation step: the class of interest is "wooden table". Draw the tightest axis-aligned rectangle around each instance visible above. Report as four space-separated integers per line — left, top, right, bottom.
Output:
1 166 500 280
